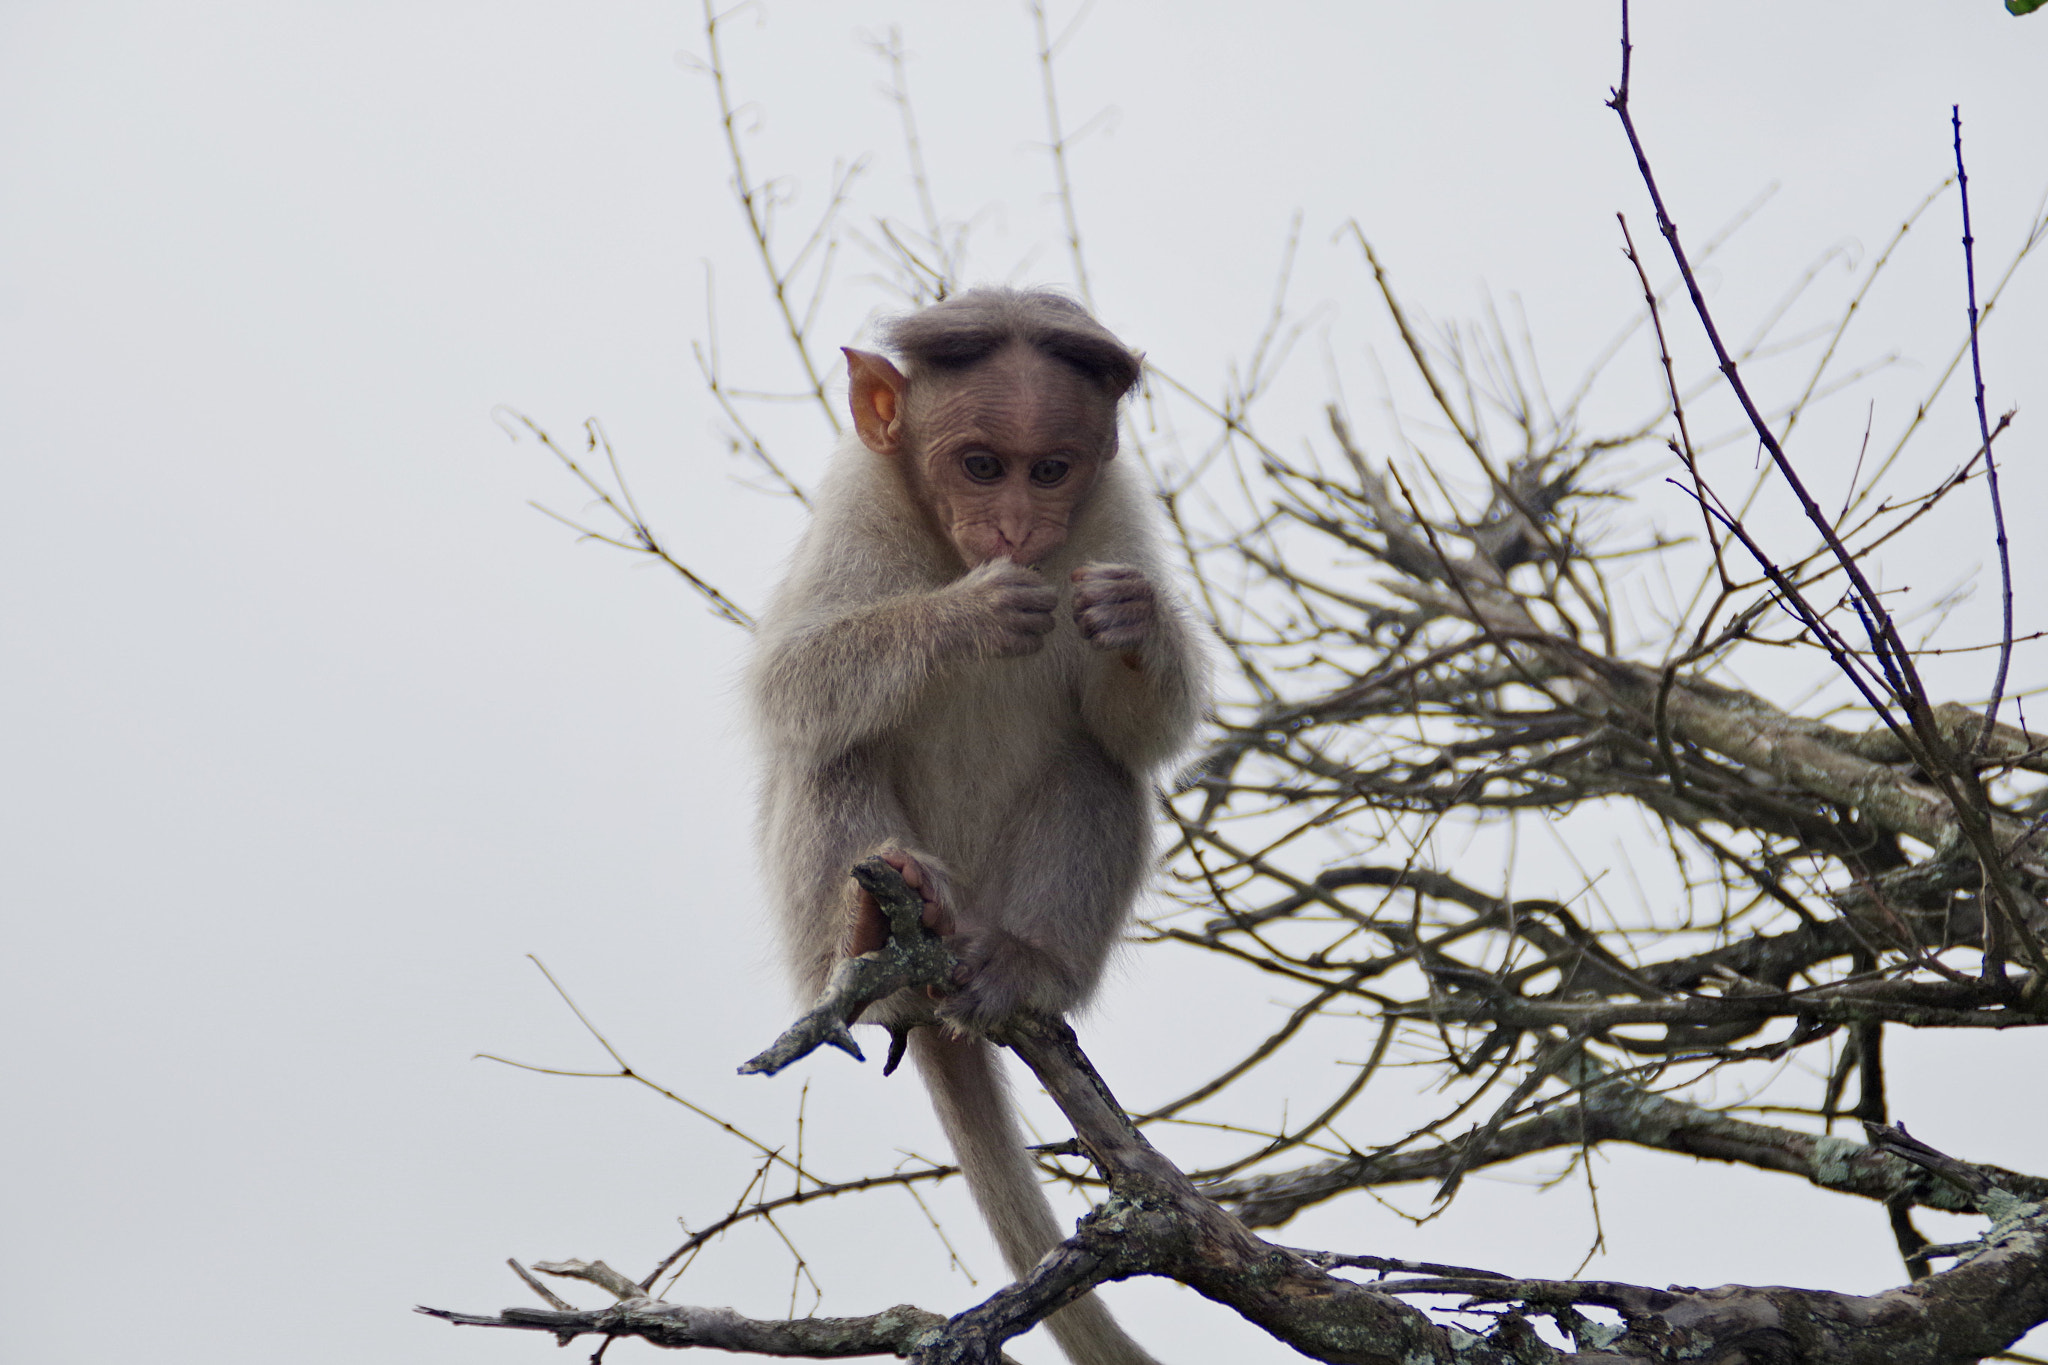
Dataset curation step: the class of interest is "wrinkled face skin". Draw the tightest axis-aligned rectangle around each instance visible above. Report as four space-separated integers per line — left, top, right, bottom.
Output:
846 343 1117 567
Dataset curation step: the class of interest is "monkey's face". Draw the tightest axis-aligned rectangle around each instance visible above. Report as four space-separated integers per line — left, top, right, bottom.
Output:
909 348 1118 568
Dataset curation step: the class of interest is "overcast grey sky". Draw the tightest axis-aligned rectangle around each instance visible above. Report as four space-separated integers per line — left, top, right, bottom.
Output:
4 4 2045 1363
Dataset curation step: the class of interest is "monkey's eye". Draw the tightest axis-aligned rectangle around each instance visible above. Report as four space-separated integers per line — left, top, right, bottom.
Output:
962 453 1004 482
1029 458 1072 487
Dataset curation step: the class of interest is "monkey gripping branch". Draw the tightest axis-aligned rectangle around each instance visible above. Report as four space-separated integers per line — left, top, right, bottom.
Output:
421 858 2048 1362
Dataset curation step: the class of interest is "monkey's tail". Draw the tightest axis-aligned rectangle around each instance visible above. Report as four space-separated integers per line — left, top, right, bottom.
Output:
910 1029 1164 1365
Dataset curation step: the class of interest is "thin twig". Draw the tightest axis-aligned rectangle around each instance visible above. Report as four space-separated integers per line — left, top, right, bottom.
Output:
1952 106 2016 751
493 408 755 628
698 0 850 432
1028 0 1096 307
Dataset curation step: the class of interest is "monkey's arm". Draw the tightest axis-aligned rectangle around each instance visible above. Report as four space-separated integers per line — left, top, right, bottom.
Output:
1072 563 1211 771
750 560 1058 762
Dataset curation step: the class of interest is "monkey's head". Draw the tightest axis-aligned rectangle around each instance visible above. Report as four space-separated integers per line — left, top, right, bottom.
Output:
843 288 1143 569
846 343 1120 567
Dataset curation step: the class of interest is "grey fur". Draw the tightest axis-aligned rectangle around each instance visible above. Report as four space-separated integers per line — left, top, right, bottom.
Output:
745 292 1206 1365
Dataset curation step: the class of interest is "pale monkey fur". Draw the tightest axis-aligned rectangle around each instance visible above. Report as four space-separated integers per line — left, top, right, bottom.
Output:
747 290 1207 1365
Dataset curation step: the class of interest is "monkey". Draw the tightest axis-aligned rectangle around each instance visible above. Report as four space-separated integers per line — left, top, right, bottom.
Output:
745 288 1209 1365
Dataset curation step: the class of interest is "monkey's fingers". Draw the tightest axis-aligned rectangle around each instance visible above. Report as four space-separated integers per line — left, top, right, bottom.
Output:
1077 599 1155 651
1070 560 1145 584
1073 583 1144 610
998 606 1060 633
972 558 1050 588
985 585 1058 657
994 585 1060 617
1073 567 1156 624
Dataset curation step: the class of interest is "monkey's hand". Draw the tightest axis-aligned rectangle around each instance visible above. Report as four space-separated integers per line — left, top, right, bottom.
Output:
1071 562 1156 652
943 560 1058 659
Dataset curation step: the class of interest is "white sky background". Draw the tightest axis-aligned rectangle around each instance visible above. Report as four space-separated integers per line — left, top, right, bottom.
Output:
4 3 2046 1362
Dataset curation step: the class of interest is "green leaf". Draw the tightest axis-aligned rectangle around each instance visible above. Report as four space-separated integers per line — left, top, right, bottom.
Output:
2009 0 2046 15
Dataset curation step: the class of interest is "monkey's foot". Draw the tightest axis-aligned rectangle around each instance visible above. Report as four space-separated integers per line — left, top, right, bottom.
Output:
846 846 952 957
744 857 958 1076
934 929 1079 1032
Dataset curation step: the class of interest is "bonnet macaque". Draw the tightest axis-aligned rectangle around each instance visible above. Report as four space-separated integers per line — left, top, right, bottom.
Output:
747 289 1208 1365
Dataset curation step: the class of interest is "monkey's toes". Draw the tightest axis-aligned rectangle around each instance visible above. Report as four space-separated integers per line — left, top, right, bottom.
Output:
934 973 1023 1032
877 847 952 935
879 847 925 888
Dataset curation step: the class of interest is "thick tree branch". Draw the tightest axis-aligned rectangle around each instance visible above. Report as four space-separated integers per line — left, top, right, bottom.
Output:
421 1295 961 1358
1208 1063 2048 1230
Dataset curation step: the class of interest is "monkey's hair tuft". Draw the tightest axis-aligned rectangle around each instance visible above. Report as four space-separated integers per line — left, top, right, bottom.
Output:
881 288 1142 398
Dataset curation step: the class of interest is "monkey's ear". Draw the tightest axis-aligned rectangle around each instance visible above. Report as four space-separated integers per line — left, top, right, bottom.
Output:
844 348 909 457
